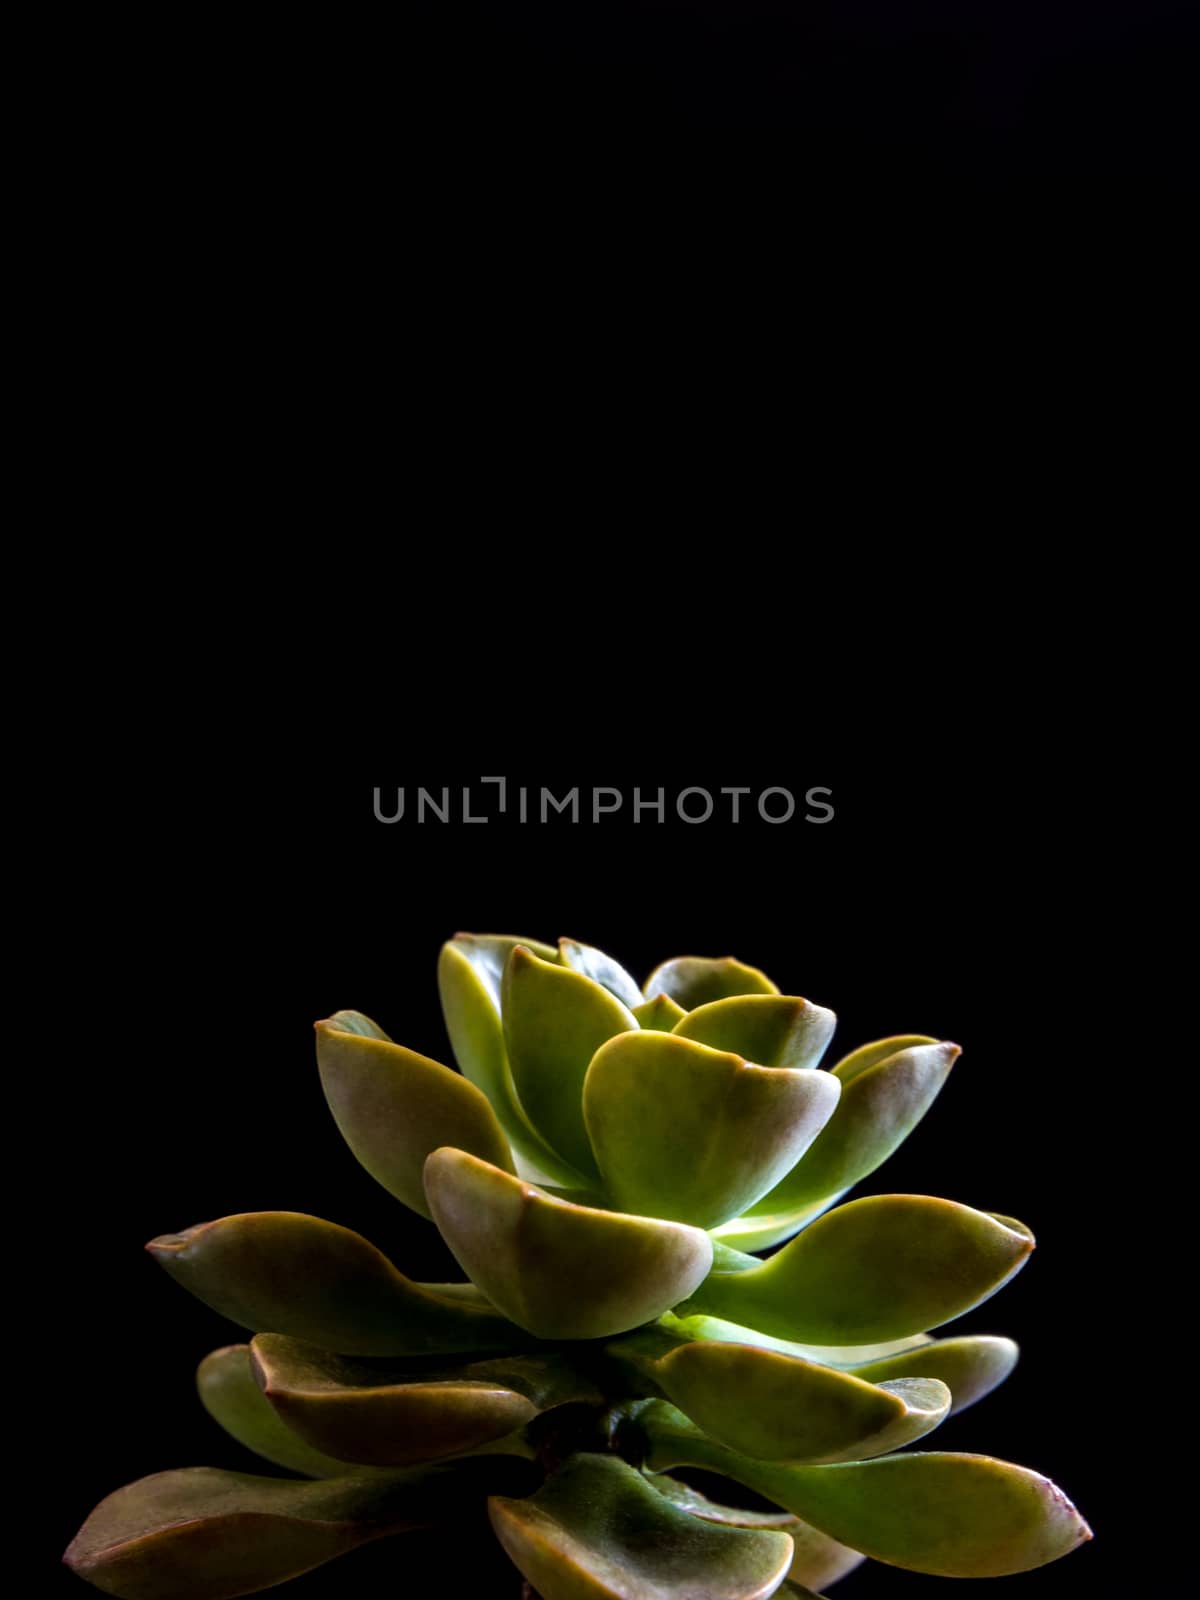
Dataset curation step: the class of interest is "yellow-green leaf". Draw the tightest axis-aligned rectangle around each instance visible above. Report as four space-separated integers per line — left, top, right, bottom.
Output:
503 945 637 1179
197 1345 392 1478
673 996 836 1071
438 934 582 1186
249 1335 596 1467
63 1459 535 1600
638 1402 1090 1577
315 1019 514 1217
583 1032 839 1229
681 1195 1034 1344
643 956 778 1009
490 1452 794 1600
846 1334 1019 1414
147 1211 530 1356
424 1149 712 1339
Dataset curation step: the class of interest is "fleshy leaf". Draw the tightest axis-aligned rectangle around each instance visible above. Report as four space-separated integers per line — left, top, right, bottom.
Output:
847 1334 1019 1414
673 996 836 1071
638 1402 1090 1576
424 1149 713 1339
503 945 638 1178
680 1195 1034 1343
632 994 687 1031
147 1211 530 1356
249 1335 598 1466
644 1478 862 1592
661 1313 934 1370
197 1345 391 1478
709 1194 850 1255
583 1032 839 1229
650 1341 950 1463
730 1042 960 1243
64 1459 535 1600
643 955 779 1008
489 1451 794 1600
438 934 583 1186
315 1019 514 1217
324 1009 392 1040
558 938 644 1009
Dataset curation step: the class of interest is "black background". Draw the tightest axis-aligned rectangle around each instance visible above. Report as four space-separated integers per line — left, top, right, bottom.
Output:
398 1 1192 184
56 761 1119 1595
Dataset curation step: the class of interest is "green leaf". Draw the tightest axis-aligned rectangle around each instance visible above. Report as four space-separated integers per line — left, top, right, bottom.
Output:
248 1334 599 1467
632 995 687 1031
728 1042 960 1244
583 1032 839 1229
673 996 836 1071
64 1459 536 1600
643 1474 796 1527
489 1452 795 1600
147 1211 530 1356
503 945 638 1179
709 1195 849 1255
680 1195 1034 1343
846 1334 1019 1415
438 934 583 1186
661 1313 934 1370
315 1020 514 1217
638 1402 1090 1576
643 956 779 1009
197 1345 392 1478
424 1149 713 1339
650 1341 950 1463
644 1478 862 1592
558 938 644 1009
323 1009 392 1040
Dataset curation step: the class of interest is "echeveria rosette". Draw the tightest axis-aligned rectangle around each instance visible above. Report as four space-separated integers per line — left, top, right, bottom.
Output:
64 934 1090 1600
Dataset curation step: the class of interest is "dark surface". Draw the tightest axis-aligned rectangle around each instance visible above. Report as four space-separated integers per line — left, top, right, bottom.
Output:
54 759 1118 1595
398 1 1193 185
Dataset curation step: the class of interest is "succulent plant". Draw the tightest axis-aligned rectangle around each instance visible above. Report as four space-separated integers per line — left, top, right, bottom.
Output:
65 934 1091 1599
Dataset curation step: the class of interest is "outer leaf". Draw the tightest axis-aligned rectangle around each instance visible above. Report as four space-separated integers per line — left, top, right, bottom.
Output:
638 1403 1090 1577
583 1033 839 1229
847 1334 1019 1415
558 938 644 1008
197 1345 390 1478
64 1459 535 1600
644 1479 862 1592
661 1313 934 1370
682 1195 1034 1343
147 1212 530 1357
503 945 638 1178
643 955 778 1008
315 1019 514 1217
438 934 582 1186
651 1342 950 1463
673 996 836 1071
632 994 687 1031
489 1452 794 1600
249 1335 598 1466
729 1042 960 1243
424 1149 713 1339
